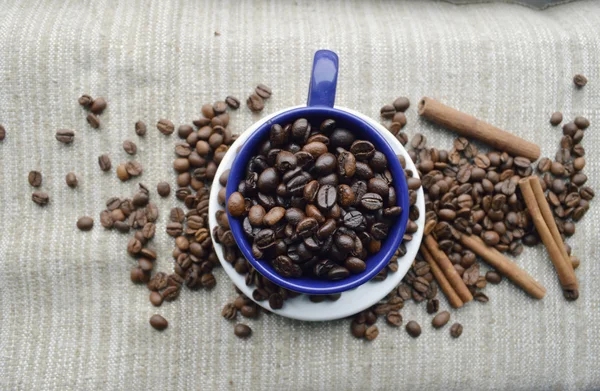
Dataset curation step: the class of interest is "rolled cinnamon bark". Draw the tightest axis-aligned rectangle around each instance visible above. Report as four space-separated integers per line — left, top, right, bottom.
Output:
519 177 579 299
459 234 546 299
423 235 473 303
418 97 541 161
528 176 575 272
420 245 464 308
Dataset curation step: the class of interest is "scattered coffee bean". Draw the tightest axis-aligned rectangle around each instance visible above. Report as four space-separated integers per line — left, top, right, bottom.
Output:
149 314 168 330
393 96 410 112
66 172 78 188
574 116 589 130
485 271 502 284
32 192 49 206
247 94 264 112
432 311 450 328
157 182 171 197
157 119 175 135
573 74 587 87
450 322 463 338
56 129 75 144
90 97 107 114
405 321 421 338
28 171 42 187
86 113 100 128
78 94 93 107
149 291 163 307
76 216 94 231
0 124 5 141
365 325 379 341
225 96 240 109
380 104 395 119
234 323 252 338
135 121 147 136
550 112 563 126
386 311 402 327
255 84 272 99
98 154 112 171
123 140 137 155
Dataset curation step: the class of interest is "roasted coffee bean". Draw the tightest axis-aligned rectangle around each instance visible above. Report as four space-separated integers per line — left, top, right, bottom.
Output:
32 192 49 206
273 255 302 277
405 321 421 338
360 193 383 210
156 182 171 197
432 311 450 328
76 216 94 231
574 116 589 130
573 74 587 87
255 83 272 99
134 120 147 136
268 293 284 309
122 140 137 155
234 323 252 338
314 153 337 175
149 314 168 331
86 113 100 128
328 265 350 280
350 140 375 161
65 172 78 188
0 124 5 141
225 95 240 109
344 257 366 273
227 192 246 217
56 129 75 144
78 94 93 107
28 171 42 187
550 112 563 126
317 185 337 210
157 119 174 135
393 96 410 112
450 322 463 338
89 97 107 114
380 104 396 118
98 154 111 171
330 128 355 149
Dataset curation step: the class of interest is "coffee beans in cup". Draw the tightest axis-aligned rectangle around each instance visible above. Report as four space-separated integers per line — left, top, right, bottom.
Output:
227 117 399 281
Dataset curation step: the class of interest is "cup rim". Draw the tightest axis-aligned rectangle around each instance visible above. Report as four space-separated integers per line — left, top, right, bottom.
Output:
225 105 410 294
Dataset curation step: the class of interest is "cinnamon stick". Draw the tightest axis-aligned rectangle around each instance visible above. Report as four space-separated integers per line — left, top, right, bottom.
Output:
529 176 575 272
459 234 546 299
423 235 473 303
519 177 579 297
420 245 464 308
418 97 541 161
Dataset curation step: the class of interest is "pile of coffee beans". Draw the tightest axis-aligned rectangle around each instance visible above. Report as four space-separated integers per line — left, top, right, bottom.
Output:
79 94 107 129
227 118 402 281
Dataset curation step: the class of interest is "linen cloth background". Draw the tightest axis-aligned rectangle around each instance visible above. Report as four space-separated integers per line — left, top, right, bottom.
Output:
1 1 599 390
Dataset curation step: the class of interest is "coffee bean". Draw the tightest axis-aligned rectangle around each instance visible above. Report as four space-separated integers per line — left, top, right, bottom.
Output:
574 116 589 130
90 97 107 114
98 154 111 172
351 319 366 338
393 96 410 112
263 207 285 226
125 161 143 176
56 129 75 144
149 291 163 307
122 140 137 155
450 322 463 338
32 192 49 206
28 171 42 187
234 323 252 338
482 230 500 246
135 121 147 136
345 257 366 273
268 293 284 309
317 185 337 210
225 96 240 109
86 113 100 128
272 255 301 277
0 124 5 141
78 94 93 107
573 74 587 87
157 119 174 135
256 84 272 99
330 128 355 148
580 186 594 201
405 321 421 338
364 325 379 341
155 182 170 197
432 311 450 328
227 192 246 217
314 153 336 175
337 150 356 177
411 134 427 149
328 265 350 280
380 104 395 118
246 94 264 112
360 193 383 210
550 112 563 126
76 216 94 231
149 314 168 330
350 140 375 161
563 122 578 137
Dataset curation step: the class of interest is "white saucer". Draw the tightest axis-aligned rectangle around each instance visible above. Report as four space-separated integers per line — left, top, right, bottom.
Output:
208 106 425 321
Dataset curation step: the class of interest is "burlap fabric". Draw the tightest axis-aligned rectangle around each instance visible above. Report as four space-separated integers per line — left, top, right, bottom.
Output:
0 1 599 390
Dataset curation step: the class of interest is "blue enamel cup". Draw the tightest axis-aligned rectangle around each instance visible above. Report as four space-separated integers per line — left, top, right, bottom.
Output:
226 50 410 295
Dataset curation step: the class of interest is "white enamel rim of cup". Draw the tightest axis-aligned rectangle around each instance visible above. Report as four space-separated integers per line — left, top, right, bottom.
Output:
208 105 425 322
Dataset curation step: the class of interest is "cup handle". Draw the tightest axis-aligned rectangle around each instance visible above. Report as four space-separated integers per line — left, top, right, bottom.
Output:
307 50 339 108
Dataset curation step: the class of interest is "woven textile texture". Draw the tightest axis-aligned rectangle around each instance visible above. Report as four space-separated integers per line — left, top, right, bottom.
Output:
1 1 599 390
